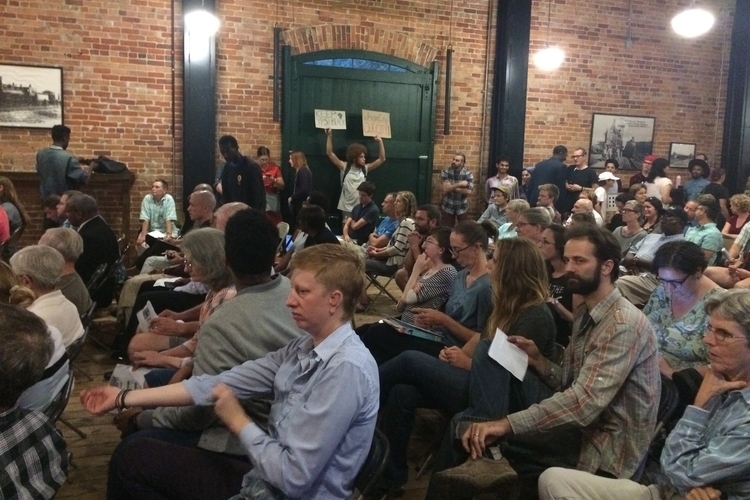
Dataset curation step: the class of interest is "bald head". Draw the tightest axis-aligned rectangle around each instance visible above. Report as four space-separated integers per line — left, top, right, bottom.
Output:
572 198 594 214
193 183 214 192
188 190 217 224
213 202 250 231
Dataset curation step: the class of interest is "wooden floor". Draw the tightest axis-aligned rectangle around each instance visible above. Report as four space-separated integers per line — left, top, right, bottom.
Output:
55 279 439 500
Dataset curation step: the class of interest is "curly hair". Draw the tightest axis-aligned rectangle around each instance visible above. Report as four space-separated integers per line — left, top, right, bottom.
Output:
345 143 367 166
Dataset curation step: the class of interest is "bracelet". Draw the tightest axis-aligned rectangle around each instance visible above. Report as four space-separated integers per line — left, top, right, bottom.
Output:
115 389 132 412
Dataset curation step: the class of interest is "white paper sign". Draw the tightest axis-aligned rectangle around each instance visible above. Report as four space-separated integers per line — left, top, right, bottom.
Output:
314 109 347 129
136 300 157 333
147 230 166 239
488 328 528 381
362 109 392 138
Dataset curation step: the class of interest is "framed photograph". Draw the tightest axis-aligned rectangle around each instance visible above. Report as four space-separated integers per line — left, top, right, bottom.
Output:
0 63 63 129
589 113 655 171
668 142 696 169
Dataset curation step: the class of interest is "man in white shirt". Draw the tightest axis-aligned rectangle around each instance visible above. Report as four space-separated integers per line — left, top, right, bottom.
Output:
564 198 603 227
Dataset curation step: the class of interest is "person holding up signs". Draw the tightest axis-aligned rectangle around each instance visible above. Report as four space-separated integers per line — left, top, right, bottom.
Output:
325 129 386 225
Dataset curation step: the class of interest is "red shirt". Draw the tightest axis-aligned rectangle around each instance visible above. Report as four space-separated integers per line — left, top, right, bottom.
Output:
0 206 9 242
261 164 283 193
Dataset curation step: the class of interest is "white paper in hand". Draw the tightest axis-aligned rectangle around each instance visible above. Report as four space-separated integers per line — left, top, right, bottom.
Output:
136 300 157 333
487 328 528 381
147 230 166 239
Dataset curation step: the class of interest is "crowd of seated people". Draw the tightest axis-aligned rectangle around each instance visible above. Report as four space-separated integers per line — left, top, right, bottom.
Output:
6 144 750 500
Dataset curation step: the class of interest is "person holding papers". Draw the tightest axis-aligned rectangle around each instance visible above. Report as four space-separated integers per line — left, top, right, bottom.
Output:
374 237 556 494
427 225 660 499
137 178 177 250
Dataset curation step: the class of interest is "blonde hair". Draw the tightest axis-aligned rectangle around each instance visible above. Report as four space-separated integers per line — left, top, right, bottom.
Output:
290 151 308 169
396 191 417 220
0 261 34 307
506 199 530 215
486 238 548 338
289 244 365 321
730 194 750 214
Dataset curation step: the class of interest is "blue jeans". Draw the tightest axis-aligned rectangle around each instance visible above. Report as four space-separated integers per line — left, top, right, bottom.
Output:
378 349 472 487
425 339 580 499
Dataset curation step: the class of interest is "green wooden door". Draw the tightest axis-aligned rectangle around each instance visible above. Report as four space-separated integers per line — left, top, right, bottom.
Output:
282 48 437 227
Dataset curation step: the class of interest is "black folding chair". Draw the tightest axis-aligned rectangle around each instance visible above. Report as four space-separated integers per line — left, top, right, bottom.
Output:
354 429 390 500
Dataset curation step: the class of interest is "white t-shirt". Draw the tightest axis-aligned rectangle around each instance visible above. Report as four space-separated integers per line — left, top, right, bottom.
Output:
338 165 367 213
645 177 672 199
28 290 84 348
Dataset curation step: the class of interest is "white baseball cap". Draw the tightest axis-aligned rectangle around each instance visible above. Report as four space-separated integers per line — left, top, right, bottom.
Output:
598 171 620 181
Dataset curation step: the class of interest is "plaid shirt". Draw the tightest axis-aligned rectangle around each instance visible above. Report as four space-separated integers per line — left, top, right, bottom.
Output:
0 407 68 499
441 167 474 215
507 288 660 479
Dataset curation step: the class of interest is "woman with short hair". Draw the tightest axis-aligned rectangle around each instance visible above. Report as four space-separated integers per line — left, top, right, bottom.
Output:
612 200 647 256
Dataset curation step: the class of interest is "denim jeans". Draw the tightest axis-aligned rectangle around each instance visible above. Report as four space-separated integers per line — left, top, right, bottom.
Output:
378 349 472 487
425 339 580 499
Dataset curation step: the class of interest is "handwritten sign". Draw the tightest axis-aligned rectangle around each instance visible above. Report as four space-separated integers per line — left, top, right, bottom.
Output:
314 109 347 129
362 109 392 138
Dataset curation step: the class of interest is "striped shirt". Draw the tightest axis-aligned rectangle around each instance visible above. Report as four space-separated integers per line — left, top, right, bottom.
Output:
383 218 416 268
507 288 660 479
660 389 750 499
401 266 458 324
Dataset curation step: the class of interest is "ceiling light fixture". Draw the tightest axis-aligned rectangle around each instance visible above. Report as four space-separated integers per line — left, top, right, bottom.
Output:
534 0 564 71
671 7 715 38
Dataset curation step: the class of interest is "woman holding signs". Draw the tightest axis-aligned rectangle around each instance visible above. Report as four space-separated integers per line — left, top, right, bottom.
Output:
325 128 386 225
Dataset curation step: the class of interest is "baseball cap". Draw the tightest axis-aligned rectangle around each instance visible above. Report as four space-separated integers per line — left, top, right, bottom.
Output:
662 207 688 225
598 172 620 182
642 155 656 164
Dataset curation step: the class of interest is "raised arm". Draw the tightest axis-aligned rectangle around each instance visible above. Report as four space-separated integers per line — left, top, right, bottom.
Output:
366 135 386 172
325 129 346 171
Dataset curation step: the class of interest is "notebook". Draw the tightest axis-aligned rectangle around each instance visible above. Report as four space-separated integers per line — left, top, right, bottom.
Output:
379 317 447 345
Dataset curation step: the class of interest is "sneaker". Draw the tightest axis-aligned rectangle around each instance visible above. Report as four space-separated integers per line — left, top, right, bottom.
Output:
431 457 517 498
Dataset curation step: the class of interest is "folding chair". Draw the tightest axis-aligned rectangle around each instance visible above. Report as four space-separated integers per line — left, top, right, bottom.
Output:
68 304 96 381
44 366 87 440
0 225 24 261
354 429 390 500
364 271 399 311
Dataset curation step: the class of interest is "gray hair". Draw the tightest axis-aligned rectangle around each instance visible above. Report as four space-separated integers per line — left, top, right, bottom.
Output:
506 199 530 214
39 228 84 261
624 200 643 215
181 228 231 290
705 289 750 345
9 245 65 289
518 208 551 227
66 193 98 218
213 202 249 231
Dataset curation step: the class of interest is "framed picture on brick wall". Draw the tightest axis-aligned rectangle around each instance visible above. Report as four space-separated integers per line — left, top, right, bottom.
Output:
0 63 63 129
668 142 696 169
589 113 655 171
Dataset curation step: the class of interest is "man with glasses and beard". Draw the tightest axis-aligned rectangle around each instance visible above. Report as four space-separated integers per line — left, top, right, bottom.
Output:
429 226 659 498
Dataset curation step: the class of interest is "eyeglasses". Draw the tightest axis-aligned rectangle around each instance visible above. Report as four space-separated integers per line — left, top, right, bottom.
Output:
706 324 746 343
571 154 585 159
515 222 535 228
423 239 439 247
450 244 472 256
620 208 636 214
658 273 691 288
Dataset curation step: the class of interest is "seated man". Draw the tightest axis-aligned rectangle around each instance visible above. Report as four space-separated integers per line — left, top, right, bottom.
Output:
428 226 659 498
297 205 340 248
685 194 723 265
366 192 400 250
564 198 603 227
616 207 687 307
137 178 177 250
42 194 62 230
539 288 750 500
10 245 84 348
65 193 120 307
81 244 378 500
137 189 216 274
38 228 93 315
537 183 562 225
395 204 441 290
342 181 380 246
477 185 510 228
0 304 69 499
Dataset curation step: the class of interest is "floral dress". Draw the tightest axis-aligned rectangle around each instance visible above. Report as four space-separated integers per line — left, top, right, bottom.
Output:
643 286 721 370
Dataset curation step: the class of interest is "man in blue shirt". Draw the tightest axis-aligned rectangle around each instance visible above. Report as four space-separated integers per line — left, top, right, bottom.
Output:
685 195 724 265
539 288 750 500
81 244 379 500
683 159 710 201
529 145 569 211
35 125 90 198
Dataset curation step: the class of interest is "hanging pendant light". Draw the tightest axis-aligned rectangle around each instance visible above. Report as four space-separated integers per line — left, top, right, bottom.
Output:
671 8 715 38
533 0 564 71
185 1 220 38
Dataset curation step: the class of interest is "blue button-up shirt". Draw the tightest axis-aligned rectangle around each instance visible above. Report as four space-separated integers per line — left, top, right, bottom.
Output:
183 323 379 499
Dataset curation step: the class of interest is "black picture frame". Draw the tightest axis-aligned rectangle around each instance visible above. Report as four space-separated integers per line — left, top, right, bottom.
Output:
589 113 655 171
668 142 696 169
0 63 63 129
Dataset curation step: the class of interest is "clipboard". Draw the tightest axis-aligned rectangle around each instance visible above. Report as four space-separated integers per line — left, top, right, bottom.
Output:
380 317 446 345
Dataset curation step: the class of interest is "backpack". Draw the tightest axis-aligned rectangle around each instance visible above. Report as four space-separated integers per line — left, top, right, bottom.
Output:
92 156 129 174
343 163 366 183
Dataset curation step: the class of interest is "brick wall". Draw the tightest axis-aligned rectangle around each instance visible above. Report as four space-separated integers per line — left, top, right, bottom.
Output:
524 0 734 177
0 0 736 243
